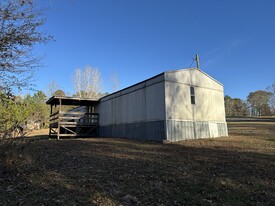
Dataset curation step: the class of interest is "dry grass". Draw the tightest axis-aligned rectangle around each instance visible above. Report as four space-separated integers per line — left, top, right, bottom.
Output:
0 122 275 205
26 128 49 138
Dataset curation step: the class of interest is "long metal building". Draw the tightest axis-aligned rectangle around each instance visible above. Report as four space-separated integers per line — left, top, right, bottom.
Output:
47 68 228 142
97 68 227 142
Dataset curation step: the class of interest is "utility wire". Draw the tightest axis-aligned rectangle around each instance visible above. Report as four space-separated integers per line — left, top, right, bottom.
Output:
188 58 195 68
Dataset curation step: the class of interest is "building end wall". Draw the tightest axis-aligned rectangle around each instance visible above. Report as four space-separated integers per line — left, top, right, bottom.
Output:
164 69 228 142
164 69 226 122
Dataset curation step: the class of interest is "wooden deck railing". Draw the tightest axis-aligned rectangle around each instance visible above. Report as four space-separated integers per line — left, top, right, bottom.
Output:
50 111 99 126
50 111 60 125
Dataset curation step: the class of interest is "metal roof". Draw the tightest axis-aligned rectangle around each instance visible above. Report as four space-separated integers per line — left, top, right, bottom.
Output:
100 68 223 101
46 96 100 106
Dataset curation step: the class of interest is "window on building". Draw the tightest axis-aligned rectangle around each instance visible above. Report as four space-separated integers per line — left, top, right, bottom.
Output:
190 86 195 104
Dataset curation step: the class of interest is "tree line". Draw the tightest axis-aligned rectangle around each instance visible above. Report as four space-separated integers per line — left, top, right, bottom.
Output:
0 65 118 138
0 0 118 138
0 0 51 138
0 91 49 138
0 0 274 139
225 84 275 116
0 65 116 138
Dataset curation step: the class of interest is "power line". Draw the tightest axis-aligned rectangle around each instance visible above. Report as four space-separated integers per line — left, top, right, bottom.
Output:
188 58 195 68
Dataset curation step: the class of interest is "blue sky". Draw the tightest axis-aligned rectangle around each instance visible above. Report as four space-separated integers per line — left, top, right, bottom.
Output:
32 0 275 99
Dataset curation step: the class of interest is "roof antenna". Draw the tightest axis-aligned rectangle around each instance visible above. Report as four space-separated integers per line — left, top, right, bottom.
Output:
195 54 200 69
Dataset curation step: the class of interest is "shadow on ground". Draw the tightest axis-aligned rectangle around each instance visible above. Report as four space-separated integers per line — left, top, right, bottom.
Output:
0 123 275 205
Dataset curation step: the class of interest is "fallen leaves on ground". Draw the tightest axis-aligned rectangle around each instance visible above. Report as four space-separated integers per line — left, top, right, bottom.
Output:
0 122 275 205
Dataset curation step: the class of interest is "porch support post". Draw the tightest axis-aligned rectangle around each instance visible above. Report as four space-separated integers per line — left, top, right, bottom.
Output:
57 99 62 140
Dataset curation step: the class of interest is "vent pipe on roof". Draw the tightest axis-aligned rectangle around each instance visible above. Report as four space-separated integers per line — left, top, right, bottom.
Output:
195 54 200 69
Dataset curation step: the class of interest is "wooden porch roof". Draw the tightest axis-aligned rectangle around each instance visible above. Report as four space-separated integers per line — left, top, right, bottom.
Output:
46 96 100 106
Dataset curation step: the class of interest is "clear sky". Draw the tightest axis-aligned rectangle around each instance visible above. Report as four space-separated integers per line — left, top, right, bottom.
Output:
32 0 275 99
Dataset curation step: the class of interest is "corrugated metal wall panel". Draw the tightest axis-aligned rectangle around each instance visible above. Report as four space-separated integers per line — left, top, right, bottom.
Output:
195 121 210 139
98 81 165 126
166 120 228 142
99 121 165 142
217 122 228 137
167 120 195 141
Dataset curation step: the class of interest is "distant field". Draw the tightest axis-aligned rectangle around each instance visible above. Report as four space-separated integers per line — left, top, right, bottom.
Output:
227 116 275 122
0 121 274 205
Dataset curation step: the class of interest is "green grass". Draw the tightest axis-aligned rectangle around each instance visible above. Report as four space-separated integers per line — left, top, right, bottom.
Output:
0 123 275 205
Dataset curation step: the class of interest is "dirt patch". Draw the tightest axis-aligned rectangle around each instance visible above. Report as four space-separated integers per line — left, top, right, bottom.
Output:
26 128 49 138
0 123 274 205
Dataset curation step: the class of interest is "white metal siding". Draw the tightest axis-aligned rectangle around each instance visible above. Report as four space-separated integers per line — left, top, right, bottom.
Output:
164 69 228 141
98 79 165 126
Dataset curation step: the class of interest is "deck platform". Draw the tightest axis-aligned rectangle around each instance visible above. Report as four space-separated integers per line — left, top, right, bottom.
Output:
47 96 100 140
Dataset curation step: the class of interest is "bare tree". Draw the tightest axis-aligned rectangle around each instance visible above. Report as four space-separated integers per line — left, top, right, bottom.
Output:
90 67 103 98
111 72 120 93
73 66 103 98
266 82 275 114
0 0 52 93
73 68 82 98
83 66 92 98
47 80 61 97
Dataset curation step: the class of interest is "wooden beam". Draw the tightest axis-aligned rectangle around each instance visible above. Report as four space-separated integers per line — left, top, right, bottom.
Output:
49 104 53 139
57 99 62 140
60 126 77 135
50 111 59 117
49 125 51 139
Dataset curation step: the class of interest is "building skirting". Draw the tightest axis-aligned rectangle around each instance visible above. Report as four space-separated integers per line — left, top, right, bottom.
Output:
166 120 228 142
99 121 165 142
99 120 228 142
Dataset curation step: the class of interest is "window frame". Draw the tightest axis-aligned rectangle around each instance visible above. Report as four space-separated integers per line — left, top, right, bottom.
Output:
190 86 195 105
